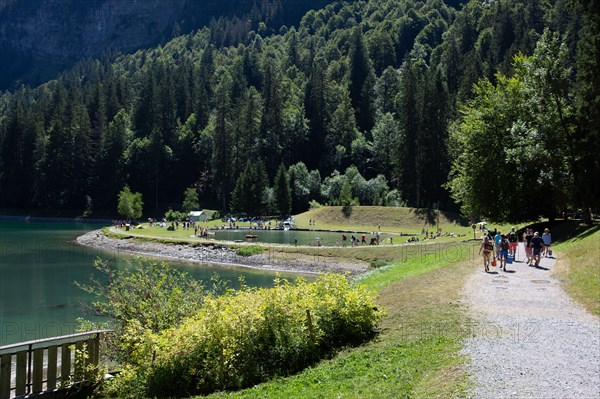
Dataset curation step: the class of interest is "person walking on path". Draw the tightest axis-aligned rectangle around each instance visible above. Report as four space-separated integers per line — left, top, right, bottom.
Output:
461 248 600 398
542 228 552 257
479 235 494 272
498 234 511 271
508 227 518 260
530 231 544 267
524 228 533 265
494 230 502 259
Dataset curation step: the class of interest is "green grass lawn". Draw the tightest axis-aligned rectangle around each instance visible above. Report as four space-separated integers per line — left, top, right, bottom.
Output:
552 222 600 316
294 206 469 235
197 241 477 399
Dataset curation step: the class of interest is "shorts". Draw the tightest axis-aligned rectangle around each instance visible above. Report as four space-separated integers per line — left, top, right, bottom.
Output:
525 245 532 255
499 249 509 259
533 248 541 256
510 242 518 250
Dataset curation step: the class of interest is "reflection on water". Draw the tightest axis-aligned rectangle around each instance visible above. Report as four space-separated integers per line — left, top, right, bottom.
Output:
0 220 300 345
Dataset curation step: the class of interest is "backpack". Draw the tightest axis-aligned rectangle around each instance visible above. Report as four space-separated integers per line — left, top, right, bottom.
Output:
509 231 518 243
501 239 510 250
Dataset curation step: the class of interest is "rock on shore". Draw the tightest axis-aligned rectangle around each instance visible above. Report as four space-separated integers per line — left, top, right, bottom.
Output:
76 230 368 276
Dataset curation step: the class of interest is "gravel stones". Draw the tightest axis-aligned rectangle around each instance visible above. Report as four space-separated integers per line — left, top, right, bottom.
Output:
461 244 600 398
76 229 367 276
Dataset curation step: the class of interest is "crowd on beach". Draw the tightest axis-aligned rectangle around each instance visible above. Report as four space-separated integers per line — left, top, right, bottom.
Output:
479 226 552 273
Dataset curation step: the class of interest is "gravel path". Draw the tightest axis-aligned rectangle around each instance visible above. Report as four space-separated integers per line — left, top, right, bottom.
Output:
461 243 600 399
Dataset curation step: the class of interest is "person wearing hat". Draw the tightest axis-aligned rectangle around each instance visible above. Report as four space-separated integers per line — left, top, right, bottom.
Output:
530 231 545 267
542 228 552 257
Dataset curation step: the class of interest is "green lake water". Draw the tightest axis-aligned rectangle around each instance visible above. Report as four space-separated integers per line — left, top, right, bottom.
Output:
0 220 299 346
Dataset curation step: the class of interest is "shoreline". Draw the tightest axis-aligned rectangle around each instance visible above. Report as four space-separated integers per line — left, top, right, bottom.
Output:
76 229 368 276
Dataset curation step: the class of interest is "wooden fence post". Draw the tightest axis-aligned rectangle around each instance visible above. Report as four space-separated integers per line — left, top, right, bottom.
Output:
47 346 58 390
0 354 11 399
15 351 26 395
32 348 43 393
61 343 71 386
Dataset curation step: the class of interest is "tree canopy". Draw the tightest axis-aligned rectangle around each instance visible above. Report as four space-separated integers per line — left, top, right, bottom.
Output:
117 185 144 220
0 0 597 223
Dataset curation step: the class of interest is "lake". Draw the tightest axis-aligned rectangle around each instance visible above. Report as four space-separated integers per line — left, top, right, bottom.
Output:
0 220 299 345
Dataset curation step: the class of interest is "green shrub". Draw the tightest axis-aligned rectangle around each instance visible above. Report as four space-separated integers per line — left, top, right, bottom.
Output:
110 274 383 398
76 258 206 365
308 199 322 209
235 245 265 256
370 259 388 269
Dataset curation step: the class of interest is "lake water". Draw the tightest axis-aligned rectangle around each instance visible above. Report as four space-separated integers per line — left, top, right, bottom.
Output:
0 220 299 346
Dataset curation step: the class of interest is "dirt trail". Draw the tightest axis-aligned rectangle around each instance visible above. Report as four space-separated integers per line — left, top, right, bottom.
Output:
461 243 600 398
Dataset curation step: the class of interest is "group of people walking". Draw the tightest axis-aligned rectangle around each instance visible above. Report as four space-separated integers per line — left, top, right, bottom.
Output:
478 226 552 273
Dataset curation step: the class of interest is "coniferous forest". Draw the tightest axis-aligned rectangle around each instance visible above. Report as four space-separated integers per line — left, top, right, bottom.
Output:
0 0 598 223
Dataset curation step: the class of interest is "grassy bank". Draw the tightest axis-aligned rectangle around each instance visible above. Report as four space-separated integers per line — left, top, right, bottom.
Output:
197 241 477 399
294 206 469 235
552 223 600 316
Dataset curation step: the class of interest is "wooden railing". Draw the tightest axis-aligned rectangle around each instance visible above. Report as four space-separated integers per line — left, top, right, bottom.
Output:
0 330 111 399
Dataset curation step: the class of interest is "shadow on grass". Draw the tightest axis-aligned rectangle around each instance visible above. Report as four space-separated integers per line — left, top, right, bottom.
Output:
409 208 469 227
524 221 600 243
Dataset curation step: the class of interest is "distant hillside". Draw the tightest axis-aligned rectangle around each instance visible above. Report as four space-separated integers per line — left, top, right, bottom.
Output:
0 0 332 90
294 206 468 233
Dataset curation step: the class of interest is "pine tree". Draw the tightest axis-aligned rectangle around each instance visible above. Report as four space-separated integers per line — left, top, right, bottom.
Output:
326 89 359 172
348 25 375 133
95 109 131 209
304 56 328 169
274 163 291 216
210 72 234 210
258 63 283 176
0 100 36 207
396 54 424 207
133 68 160 139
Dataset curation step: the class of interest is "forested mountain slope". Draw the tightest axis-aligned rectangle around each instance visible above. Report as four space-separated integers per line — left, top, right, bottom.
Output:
0 0 331 89
0 0 597 222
